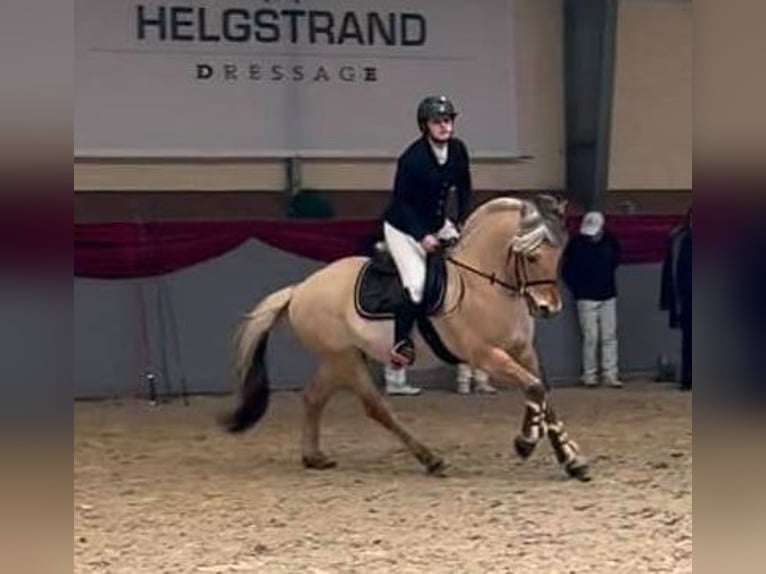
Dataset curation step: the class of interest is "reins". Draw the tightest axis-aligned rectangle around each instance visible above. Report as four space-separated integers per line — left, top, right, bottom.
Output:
446 252 558 296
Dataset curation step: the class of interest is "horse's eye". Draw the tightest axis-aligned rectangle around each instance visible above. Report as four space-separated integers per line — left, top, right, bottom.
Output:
526 254 540 263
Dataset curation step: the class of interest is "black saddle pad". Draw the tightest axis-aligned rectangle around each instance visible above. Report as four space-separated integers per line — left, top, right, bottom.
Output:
354 250 448 321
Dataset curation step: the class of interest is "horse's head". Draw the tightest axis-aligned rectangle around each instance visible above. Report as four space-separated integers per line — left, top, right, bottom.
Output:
456 194 568 317
508 195 568 318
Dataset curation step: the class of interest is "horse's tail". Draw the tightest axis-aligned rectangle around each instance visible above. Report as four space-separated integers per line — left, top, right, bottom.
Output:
222 285 295 434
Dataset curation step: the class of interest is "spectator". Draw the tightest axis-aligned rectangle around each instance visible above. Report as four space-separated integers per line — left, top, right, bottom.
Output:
456 364 496 394
660 208 692 390
384 364 422 396
385 363 498 396
562 211 623 388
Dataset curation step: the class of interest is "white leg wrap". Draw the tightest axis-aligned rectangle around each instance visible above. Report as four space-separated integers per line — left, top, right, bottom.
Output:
548 421 580 465
523 401 548 443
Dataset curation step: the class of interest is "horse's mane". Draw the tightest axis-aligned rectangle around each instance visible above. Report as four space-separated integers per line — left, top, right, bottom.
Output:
459 197 525 243
459 195 567 247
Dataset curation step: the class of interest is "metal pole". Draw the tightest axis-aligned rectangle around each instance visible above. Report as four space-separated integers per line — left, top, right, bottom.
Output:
134 280 158 406
159 279 190 406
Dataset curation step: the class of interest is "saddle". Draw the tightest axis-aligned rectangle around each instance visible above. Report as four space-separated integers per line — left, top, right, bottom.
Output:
354 247 447 320
354 246 462 365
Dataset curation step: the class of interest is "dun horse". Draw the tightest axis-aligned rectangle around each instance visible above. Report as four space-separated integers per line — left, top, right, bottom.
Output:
222 196 590 481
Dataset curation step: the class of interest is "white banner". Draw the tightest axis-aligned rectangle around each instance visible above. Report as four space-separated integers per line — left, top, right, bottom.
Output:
75 0 519 158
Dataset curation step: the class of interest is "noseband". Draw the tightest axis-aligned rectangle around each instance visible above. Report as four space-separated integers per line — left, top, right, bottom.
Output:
510 249 559 295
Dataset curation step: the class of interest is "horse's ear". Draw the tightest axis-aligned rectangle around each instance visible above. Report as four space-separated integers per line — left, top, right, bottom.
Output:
535 193 568 219
553 196 568 218
520 200 541 229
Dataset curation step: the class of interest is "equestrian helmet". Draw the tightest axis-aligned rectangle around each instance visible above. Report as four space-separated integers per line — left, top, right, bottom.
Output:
417 96 457 132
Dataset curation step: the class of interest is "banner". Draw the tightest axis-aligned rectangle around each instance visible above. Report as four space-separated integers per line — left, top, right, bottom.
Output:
75 0 520 157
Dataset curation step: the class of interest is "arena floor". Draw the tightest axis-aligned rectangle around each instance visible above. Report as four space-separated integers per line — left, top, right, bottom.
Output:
74 381 692 573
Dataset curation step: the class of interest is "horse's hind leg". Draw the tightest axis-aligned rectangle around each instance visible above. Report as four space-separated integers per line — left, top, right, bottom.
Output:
342 352 446 476
302 358 341 470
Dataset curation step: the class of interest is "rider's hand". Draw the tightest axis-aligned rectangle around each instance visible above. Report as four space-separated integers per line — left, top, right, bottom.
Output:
420 234 440 253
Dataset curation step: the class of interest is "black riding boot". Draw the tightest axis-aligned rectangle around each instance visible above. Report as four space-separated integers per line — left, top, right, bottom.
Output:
391 294 419 367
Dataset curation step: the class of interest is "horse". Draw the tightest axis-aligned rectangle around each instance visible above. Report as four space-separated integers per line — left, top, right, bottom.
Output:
222 195 591 482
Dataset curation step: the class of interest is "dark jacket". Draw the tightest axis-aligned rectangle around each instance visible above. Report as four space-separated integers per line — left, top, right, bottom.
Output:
561 231 621 301
660 226 692 329
383 137 472 241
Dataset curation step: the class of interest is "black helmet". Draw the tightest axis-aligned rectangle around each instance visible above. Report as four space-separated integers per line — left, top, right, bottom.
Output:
417 96 457 131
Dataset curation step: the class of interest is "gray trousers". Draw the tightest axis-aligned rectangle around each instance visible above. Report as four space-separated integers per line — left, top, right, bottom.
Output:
576 298 619 382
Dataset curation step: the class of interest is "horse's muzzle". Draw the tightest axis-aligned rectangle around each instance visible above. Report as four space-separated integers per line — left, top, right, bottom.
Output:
525 295 559 319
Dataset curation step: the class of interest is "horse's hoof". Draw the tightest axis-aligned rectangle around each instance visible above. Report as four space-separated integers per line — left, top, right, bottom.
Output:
565 460 592 482
302 454 337 470
514 435 537 460
425 458 448 477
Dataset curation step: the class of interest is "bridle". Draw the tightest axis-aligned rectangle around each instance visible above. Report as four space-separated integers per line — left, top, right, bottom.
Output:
446 251 557 296
444 225 560 296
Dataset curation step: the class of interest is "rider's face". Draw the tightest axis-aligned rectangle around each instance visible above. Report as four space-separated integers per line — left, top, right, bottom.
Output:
426 116 454 143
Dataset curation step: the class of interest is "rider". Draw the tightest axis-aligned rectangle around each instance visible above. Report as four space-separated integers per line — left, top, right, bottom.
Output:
383 96 473 368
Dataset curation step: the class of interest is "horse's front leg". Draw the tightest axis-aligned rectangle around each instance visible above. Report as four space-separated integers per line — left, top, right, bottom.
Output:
515 343 591 482
474 346 549 460
543 400 591 481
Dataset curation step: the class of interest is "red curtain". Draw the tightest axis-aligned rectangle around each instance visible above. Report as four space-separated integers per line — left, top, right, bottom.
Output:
74 215 683 279
74 220 381 279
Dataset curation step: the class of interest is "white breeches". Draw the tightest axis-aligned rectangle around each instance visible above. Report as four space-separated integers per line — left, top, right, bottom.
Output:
383 220 458 304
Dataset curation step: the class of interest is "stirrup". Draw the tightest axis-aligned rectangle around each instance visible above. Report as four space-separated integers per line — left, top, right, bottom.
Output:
389 338 415 368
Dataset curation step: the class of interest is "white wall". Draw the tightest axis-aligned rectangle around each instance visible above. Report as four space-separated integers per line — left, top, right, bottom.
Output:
75 0 565 193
